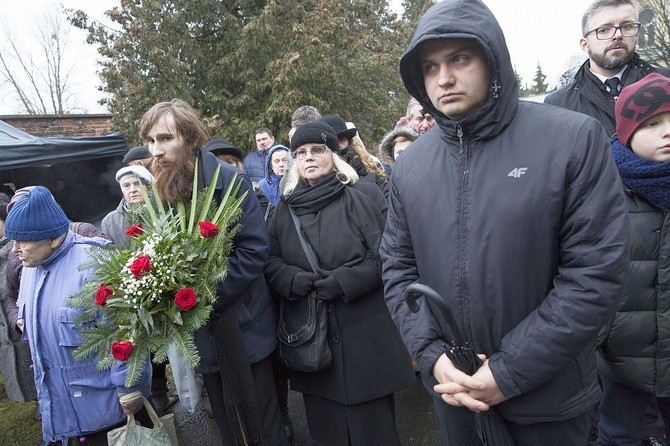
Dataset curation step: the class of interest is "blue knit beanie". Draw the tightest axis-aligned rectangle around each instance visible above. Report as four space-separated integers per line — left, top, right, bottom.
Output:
5 186 69 241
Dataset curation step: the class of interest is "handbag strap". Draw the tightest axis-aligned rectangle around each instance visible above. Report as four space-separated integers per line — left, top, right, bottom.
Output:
289 207 319 273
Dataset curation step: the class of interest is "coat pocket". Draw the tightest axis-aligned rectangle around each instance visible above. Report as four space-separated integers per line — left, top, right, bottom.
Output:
68 370 124 433
57 307 94 348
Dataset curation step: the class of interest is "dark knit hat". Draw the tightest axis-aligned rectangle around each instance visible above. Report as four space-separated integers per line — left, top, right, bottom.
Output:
320 114 357 140
204 138 245 162
290 121 340 154
616 73 670 146
122 146 152 165
5 186 69 241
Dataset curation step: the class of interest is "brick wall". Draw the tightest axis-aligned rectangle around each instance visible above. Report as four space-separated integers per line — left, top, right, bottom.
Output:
0 114 115 137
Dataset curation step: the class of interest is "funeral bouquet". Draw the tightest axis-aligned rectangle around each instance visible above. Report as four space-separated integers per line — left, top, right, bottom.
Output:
69 162 246 386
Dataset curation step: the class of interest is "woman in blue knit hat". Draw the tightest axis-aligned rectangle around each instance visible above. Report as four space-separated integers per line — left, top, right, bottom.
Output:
6 186 152 446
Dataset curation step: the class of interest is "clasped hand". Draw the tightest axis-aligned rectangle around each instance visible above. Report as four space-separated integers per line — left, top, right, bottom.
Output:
432 353 506 413
289 270 343 301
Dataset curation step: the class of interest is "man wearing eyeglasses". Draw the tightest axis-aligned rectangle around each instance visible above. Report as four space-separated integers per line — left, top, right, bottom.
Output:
545 0 670 138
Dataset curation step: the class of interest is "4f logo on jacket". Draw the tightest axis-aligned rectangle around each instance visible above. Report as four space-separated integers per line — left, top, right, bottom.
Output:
508 167 528 178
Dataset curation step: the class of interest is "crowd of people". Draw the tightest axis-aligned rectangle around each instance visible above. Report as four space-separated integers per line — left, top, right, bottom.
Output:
2 0 670 445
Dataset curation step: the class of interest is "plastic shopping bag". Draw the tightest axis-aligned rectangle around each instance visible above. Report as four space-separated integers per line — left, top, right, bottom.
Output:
107 395 178 446
167 344 203 413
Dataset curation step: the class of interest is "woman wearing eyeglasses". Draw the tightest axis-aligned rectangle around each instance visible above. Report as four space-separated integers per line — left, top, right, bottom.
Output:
264 121 415 445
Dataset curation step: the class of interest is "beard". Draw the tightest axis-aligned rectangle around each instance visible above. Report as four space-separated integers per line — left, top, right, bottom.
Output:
588 43 635 71
151 155 196 204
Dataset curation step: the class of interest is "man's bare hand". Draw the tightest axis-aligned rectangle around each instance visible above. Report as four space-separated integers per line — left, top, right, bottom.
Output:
432 353 488 412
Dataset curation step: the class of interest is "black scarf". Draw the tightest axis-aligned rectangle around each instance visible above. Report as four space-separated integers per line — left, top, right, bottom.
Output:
285 173 346 215
197 152 262 444
612 138 670 210
210 307 262 444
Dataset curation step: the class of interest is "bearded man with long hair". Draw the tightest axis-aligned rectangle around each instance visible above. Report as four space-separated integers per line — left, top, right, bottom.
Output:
139 99 288 445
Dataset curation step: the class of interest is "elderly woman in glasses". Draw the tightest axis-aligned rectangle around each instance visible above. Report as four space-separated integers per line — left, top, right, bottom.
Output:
264 121 414 445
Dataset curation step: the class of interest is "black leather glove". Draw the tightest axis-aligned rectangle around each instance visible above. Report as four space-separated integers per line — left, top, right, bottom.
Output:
290 271 319 297
314 274 343 301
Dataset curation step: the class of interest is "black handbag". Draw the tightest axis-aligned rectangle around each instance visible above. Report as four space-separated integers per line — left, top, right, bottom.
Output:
276 209 332 372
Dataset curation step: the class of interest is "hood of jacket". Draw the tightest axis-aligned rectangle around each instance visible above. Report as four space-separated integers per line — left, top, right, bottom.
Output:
263 144 290 186
399 0 518 141
378 126 418 167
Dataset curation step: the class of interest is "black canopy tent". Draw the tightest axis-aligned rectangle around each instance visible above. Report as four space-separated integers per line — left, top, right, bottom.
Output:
0 119 127 223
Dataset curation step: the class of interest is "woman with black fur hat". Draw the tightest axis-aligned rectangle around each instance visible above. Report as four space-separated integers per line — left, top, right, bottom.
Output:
264 121 414 445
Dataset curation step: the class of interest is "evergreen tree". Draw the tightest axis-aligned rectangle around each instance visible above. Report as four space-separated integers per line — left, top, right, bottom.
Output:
514 66 527 97
68 0 408 148
530 62 548 95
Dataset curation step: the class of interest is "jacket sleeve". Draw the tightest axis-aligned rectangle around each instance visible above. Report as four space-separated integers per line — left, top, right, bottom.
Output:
331 188 387 303
264 204 305 299
3 251 22 332
110 357 152 395
489 118 630 399
215 172 270 311
380 175 445 376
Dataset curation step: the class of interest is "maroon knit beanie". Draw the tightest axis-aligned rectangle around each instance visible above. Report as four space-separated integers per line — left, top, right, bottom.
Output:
615 73 670 146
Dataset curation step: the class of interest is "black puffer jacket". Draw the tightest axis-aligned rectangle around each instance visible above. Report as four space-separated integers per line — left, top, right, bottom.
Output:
544 55 670 137
598 190 670 397
381 0 630 424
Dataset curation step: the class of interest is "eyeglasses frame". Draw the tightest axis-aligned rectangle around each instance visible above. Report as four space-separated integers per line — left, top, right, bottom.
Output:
584 22 641 40
292 145 331 160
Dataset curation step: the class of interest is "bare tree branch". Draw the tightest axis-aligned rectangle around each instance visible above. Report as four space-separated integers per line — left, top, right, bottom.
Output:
0 7 78 114
638 0 670 67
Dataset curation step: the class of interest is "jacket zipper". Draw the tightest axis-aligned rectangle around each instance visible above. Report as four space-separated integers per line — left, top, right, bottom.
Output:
456 124 473 344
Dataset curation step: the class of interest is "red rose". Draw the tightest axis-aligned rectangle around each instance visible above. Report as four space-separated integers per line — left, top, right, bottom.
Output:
111 340 134 361
95 284 113 306
124 224 144 238
198 221 219 238
129 255 151 278
174 287 198 311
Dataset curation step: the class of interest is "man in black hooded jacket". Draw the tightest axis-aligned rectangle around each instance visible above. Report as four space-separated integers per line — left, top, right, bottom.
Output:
380 0 630 444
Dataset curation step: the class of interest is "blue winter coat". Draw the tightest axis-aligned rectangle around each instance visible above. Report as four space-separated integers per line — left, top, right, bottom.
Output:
19 231 151 443
257 145 290 207
194 150 277 372
243 148 270 184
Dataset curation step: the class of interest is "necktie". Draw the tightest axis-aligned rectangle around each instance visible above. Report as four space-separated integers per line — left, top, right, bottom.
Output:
605 77 621 97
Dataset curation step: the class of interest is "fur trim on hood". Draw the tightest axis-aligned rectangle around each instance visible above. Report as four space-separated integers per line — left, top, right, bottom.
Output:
377 126 419 167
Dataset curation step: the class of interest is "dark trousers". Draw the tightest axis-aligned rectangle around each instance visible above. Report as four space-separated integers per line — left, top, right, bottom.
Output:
150 356 168 396
429 389 590 445
303 393 401 446
271 348 290 415
203 355 288 446
597 375 670 446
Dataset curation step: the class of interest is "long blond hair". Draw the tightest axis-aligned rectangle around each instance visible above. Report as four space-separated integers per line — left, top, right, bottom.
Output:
283 149 358 196
350 136 387 181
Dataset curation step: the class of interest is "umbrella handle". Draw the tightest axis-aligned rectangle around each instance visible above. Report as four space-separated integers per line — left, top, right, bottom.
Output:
404 283 466 347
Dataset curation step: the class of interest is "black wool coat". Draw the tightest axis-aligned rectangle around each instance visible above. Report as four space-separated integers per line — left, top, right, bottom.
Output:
265 180 415 405
544 54 670 138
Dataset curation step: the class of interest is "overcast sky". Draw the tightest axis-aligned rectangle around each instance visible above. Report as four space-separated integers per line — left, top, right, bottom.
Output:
0 0 587 114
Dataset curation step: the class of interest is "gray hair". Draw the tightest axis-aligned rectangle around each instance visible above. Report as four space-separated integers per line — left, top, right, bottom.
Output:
290 106 322 128
405 97 421 119
582 0 638 36
282 150 358 196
